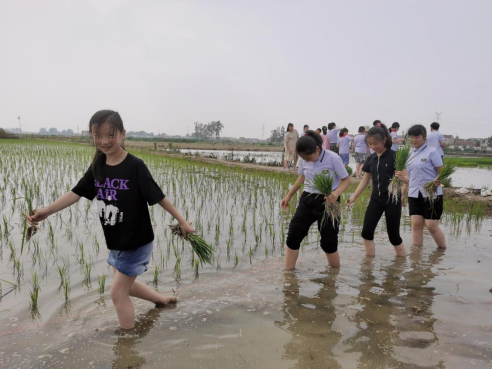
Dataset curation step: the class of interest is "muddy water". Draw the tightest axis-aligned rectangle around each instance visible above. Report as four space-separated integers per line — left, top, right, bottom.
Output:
0 219 490 368
0 141 491 368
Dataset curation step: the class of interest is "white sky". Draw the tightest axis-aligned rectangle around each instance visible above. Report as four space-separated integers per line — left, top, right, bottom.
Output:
0 0 491 139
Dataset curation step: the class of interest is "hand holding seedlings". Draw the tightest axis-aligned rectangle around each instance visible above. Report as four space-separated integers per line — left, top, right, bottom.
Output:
178 220 195 240
26 208 50 226
169 223 215 266
423 162 457 203
280 197 291 209
394 171 408 183
325 193 338 204
388 145 412 204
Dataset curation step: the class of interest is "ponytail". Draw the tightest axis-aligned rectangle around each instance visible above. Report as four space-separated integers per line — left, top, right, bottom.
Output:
322 126 327 135
366 123 392 149
296 130 323 155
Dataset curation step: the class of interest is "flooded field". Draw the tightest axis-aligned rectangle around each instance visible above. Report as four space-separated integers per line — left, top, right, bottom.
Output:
179 149 492 189
0 140 491 368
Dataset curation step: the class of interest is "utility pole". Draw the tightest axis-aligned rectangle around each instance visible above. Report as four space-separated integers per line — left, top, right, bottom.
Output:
435 112 442 122
18 116 21 139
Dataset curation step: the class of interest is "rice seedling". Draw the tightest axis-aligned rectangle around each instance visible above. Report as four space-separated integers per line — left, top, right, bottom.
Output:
169 224 215 266
97 274 106 295
82 261 92 287
388 144 412 203
423 162 457 203
62 277 71 302
306 172 342 227
194 259 200 279
153 265 159 285
29 272 40 311
93 235 100 255
57 265 67 290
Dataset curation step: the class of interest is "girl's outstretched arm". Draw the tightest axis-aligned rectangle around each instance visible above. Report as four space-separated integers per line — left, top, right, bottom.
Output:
158 197 194 238
346 172 371 206
281 175 305 208
27 191 81 225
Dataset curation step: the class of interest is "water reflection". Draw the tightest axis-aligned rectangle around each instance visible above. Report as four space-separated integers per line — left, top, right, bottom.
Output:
276 247 445 368
345 256 407 367
111 306 172 369
345 248 444 367
275 270 342 368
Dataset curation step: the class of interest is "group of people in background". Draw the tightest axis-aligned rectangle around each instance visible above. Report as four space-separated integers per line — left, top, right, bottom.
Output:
284 120 446 174
282 120 448 270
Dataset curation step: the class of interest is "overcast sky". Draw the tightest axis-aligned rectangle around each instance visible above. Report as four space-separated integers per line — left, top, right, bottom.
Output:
0 0 491 139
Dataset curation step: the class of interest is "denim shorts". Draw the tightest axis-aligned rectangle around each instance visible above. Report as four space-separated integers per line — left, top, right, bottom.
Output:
354 152 367 163
339 153 350 165
107 241 153 277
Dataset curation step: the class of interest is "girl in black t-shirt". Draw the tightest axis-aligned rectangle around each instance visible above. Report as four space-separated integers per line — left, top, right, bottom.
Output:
345 123 407 257
27 110 194 331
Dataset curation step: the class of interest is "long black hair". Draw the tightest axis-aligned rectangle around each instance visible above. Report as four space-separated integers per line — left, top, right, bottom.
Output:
328 122 336 130
89 110 125 182
366 122 392 149
296 130 323 155
286 123 294 132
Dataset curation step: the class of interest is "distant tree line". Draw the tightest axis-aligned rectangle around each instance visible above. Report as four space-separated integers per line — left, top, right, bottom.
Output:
192 121 224 139
269 126 285 143
0 128 16 138
39 127 75 136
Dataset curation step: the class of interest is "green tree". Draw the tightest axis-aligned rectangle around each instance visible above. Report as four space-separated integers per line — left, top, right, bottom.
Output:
269 126 285 143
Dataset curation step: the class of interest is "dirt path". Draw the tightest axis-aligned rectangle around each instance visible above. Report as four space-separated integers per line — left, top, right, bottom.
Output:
126 141 284 152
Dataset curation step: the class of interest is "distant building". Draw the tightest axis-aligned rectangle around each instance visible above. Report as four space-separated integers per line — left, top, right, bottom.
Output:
454 140 476 148
81 131 90 137
443 135 455 145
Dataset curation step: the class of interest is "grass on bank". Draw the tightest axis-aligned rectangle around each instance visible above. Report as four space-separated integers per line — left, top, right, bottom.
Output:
445 157 492 167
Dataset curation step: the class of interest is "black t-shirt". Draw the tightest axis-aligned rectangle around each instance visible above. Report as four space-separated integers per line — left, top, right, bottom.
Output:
362 149 396 197
71 153 165 251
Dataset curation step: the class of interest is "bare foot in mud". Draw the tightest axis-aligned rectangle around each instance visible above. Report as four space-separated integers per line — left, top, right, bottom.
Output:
155 296 177 307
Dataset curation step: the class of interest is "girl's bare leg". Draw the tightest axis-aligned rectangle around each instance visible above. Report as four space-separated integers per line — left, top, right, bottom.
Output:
293 157 298 168
363 239 375 256
411 215 424 246
356 162 362 176
285 246 299 270
112 267 175 305
325 251 340 267
283 160 288 169
393 243 407 257
425 219 446 249
111 270 137 329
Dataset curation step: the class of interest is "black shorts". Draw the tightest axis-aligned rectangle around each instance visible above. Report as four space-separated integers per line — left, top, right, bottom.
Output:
330 143 339 155
286 192 340 254
408 192 443 220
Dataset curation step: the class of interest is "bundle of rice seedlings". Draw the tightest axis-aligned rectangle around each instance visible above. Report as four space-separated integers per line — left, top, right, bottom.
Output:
307 172 342 227
388 144 412 204
423 162 457 202
169 224 215 266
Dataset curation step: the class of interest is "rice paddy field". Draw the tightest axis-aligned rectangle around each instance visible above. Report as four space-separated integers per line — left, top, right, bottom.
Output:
0 139 491 368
